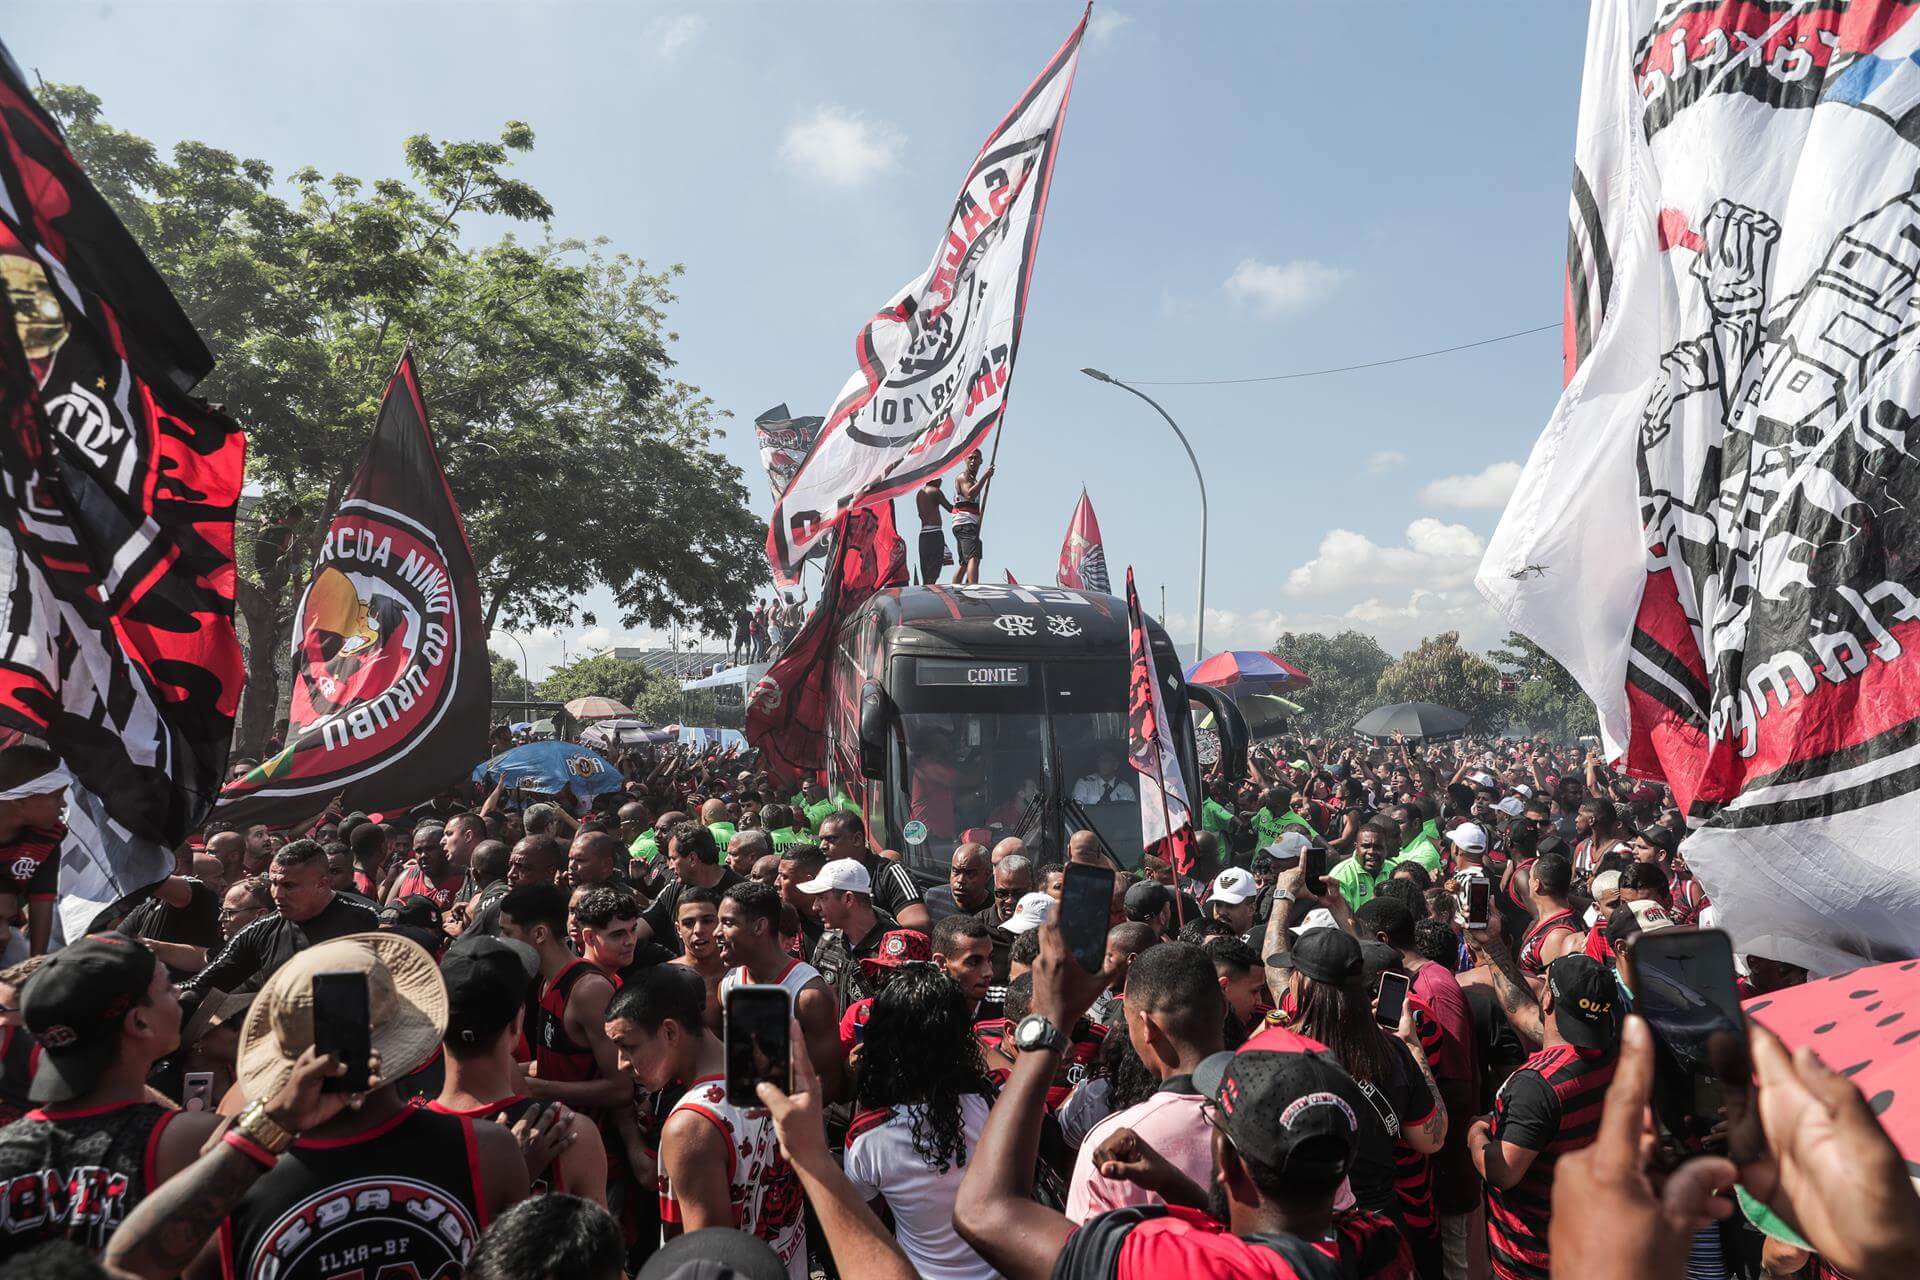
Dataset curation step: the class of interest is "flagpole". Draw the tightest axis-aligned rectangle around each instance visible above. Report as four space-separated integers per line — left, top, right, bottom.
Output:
1081 370 1207 663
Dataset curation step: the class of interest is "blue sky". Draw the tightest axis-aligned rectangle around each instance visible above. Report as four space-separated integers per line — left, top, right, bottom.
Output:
7 0 1591 678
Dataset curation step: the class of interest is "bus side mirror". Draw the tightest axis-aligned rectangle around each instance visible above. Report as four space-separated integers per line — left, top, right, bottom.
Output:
1189 684 1249 783
858 680 892 781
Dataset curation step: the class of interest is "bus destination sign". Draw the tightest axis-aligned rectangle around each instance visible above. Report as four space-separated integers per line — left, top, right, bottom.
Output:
917 658 1030 688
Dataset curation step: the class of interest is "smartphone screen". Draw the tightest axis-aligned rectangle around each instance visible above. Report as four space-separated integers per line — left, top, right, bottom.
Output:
1060 863 1116 973
1374 970 1410 1029
311 972 372 1093
1304 844 1328 896
1466 879 1491 929
724 986 793 1107
1625 927 1757 1163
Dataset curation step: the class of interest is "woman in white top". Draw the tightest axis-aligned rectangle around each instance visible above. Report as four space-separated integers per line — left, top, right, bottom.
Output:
842 965 1000 1280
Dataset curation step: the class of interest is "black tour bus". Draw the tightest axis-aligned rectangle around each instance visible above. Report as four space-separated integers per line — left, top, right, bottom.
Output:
826 582 1246 878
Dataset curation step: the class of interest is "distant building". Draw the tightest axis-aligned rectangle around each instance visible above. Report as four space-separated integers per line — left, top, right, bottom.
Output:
594 647 733 680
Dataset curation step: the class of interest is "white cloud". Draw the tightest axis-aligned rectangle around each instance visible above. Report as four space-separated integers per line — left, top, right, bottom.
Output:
1222 258 1344 316
1367 450 1407 473
1417 460 1523 511
650 14 702 59
1285 518 1486 596
781 108 903 187
1088 9 1133 42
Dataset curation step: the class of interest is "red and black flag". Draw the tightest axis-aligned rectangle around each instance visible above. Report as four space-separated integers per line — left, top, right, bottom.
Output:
215 351 489 827
0 45 247 934
746 501 906 781
1124 567 1195 875
1056 488 1109 593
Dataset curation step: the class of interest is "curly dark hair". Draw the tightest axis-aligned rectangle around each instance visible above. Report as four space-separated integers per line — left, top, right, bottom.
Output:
854 966 995 1174
1086 1019 1157 1112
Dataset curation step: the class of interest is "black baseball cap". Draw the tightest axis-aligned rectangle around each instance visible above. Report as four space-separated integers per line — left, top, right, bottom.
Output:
1636 824 1680 855
22 932 157 1102
1547 954 1620 1050
1191 1048 1361 1194
638 1227 788 1280
1266 927 1363 985
441 936 539 1048
1123 881 1171 923
379 894 445 934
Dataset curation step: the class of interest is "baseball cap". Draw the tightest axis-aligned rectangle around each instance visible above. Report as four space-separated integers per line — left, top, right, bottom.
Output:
1445 822 1488 854
1210 867 1258 906
1191 1049 1361 1193
1123 880 1171 923
22 932 158 1102
1637 824 1680 855
1290 907 1338 936
1512 784 1535 798
796 857 872 896
638 1227 789 1280
1002 891 1055 935
1469 770 1497 788
1265 830 1312 865
1495 797 1526 819
1547 954 1619 1050
858 929 932 978
1267 926 1363 985
1626 899 1675 931
441 935 539 1047
379 894 445 934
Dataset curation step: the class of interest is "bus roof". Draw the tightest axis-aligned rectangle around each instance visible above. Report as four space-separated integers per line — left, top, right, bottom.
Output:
846 584 1181 659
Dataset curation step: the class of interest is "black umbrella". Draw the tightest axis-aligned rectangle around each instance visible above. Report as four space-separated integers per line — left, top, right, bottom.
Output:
1353 701 1472 743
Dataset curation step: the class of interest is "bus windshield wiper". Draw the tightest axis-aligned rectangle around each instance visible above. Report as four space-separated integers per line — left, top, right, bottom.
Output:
1060 795 1119 865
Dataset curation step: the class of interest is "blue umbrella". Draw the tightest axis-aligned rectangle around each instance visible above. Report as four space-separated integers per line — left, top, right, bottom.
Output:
473 741 623 797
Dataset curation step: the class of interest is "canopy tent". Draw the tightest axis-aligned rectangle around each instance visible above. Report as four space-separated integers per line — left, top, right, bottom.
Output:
681 661 770 692
1353 701 1471 743
1197 693 1302 738
579 718 675 752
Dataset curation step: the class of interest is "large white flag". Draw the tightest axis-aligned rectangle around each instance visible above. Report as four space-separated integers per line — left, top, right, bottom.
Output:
1481 0 1920 972
766 9 1086 582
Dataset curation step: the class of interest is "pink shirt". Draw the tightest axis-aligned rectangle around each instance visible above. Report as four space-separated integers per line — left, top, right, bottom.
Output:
1066 1090 1212 1222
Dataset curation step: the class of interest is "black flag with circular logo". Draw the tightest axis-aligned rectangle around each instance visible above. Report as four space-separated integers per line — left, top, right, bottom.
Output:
215 351 489 827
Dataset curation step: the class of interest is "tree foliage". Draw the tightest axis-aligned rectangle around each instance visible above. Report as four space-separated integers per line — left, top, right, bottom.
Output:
537 655 683 724
489 652 532 704
1373 631 1510 732
42 85 762 751
1489 632 1598 743
1267 631 1394 735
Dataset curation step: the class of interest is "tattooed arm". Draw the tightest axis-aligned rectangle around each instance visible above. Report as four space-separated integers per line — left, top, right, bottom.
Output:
1262 870 1301 1006
1393 1009 1449 1155
1469 928 1545 1048
105 1048 379 1280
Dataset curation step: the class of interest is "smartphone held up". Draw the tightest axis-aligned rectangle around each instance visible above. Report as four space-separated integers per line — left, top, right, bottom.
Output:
1623 926 1761 1166
724 986 793 1107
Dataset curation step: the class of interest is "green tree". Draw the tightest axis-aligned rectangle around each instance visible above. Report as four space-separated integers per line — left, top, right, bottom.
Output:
1489 632 1598 743
537 655 682 725
489 652 532 704
1267 631 1394 735
1373 631 1510 732
43 86 763 752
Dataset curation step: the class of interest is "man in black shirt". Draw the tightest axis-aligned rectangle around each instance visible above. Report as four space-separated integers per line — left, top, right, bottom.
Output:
118 847 224 981
923 841 992 925
799 858 897 1010
185 840 378 998
817 812 928 933
637 821 742 955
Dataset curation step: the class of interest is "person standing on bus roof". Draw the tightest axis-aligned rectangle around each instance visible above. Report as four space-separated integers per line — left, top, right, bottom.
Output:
916 478 952 585
951 451 993 586
1072 749 1137 807
817 813 930 935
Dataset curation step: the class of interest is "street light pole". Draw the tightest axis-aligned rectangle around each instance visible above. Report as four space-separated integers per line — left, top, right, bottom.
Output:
494 629 532 713
1080 368 1208 663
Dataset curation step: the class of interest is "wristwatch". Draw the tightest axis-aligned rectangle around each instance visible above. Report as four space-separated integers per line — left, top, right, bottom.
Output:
1013 1013 1068 1054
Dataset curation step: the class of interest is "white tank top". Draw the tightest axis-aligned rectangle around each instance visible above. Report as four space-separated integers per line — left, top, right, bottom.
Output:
658 1075 807 1278
719 958 823 1002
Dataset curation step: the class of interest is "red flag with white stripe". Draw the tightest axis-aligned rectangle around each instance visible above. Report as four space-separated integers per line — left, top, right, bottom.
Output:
1057 489 1109 593
1124 567 1194 873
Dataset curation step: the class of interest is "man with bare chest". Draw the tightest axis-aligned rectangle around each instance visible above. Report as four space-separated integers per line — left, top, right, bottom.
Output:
916 477 951 585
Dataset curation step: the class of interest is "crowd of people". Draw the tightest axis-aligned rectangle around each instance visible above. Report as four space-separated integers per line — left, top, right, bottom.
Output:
0 733 1913 1280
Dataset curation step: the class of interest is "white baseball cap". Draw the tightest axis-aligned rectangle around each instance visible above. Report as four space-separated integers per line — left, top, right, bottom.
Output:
1495 796 1526 819
1264 830 1312 865
1512 783 1535 798
1210 867 1258 905
1291 907 1338 936
1445 822 1488 854
796 857 872 896
1002 891 1055 935
1469 770 1497 788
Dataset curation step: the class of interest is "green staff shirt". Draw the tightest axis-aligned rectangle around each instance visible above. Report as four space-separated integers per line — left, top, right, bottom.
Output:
1326 855 1390 912
1202 797 1236 835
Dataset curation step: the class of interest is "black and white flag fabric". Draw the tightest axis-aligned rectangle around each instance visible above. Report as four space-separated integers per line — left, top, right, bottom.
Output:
1480 0 1920 971
753 403 824 501
766 7 1087 582
215 352 489 828
0 45 247 936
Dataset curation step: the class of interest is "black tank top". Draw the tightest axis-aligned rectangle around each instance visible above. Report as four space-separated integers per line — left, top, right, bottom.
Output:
426 1095 563 1195
0 1100 178 1260
220 1105 487 1280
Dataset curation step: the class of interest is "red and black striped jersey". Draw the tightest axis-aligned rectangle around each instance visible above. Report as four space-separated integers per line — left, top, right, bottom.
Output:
0 823 63 901
1314 1208 1416 1280
1390 998 1444 1238
1486 1043 1617 1280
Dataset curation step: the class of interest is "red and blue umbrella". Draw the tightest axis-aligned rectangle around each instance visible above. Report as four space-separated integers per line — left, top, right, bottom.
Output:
1185 650 1312 695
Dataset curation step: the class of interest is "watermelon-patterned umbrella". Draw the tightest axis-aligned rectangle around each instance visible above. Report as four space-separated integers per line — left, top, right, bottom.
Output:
1184 650 1312 696
1745 958 1920 1167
